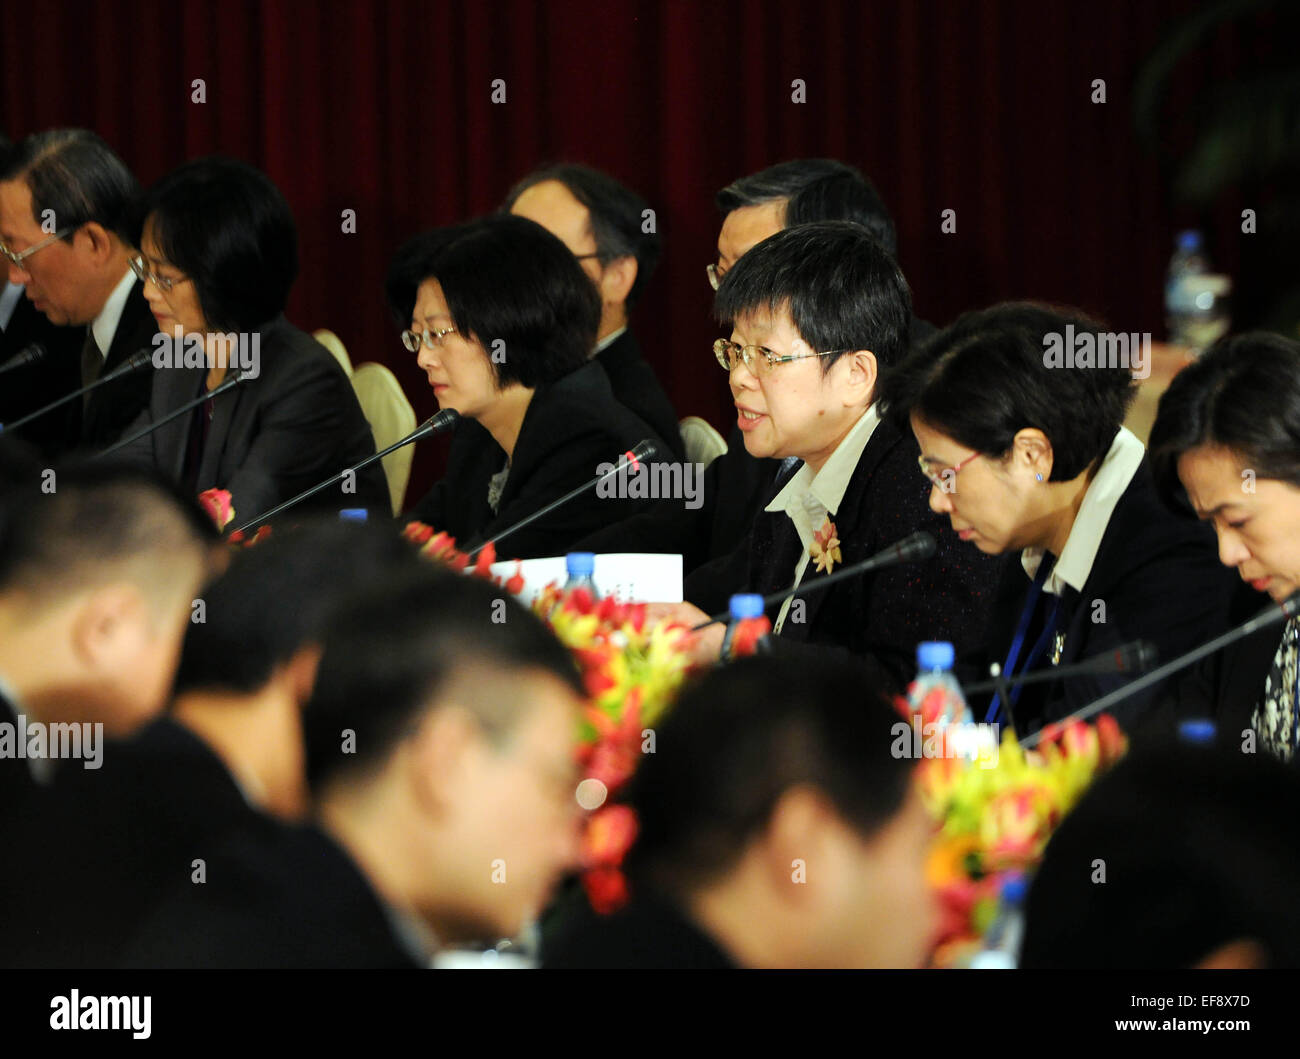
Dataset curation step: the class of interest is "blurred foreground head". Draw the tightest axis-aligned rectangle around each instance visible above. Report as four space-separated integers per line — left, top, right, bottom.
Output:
627 654 936 968
0 459 217 733
305 567 586 944
170 518 425 819
1022 742 1300 968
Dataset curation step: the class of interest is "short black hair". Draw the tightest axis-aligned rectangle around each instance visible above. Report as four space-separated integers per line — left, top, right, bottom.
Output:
384 229 452 328
1022 743 1300 968
504 163 661 308
626 654 914 897
134 156 298 332
878 302 1138 482
395 213 599 390
716 158 897 255
304 565 583 792
0 129 139 243
713 220 911 373
0 459 218 605
1149 331 1300 508
174 520 424 696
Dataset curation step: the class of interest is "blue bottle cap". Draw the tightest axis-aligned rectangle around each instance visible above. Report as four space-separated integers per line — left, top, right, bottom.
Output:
999 872 1028 904
916 641 955 670
1178 719 1217 745
339 508 368 521
565 551 596 576
728 593 765 620
1176 230 1203 252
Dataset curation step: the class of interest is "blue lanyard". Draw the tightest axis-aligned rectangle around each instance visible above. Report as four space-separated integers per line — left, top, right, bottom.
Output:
987 556 1064 725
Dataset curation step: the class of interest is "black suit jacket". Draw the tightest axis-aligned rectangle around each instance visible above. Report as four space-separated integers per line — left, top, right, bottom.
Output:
0 718 262 968
596 329 684 459
119 315 388 522
407 360 671 560
978 458 1237 735
122 819 423 969
686 413 1006 695
0 690 39 823
80 278 159 450
0 293 87 458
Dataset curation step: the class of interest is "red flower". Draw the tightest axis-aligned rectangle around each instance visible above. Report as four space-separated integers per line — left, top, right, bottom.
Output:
401 521 435 545
583 867 630 915
472 539 497 577
504 561 525 595
198 488 235 532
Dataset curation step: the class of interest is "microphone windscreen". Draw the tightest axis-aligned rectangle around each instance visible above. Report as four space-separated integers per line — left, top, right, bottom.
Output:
894 530 936 563
629 439 658 462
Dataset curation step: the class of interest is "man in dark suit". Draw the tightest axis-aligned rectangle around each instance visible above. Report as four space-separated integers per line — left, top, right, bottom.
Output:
123 567 587 968
0 464 217 830
656 223 1002 692
0 520 420 968
0 289 87 456
506 163 685 458
0 130 156 454
573 159 937 603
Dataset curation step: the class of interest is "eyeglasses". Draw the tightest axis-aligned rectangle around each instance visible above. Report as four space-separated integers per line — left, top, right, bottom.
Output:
713 338 847 376
0 227 74 271
129 253 191 294
706 262 727 291
917 450 982 488
401 326 457 353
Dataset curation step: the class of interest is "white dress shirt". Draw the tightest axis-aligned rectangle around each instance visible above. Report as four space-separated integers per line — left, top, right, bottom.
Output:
594 326 627 356
1020 426 1147 596
764 403 883 632
88 269 139 359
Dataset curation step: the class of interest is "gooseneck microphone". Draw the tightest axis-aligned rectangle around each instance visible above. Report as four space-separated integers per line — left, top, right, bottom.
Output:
0 348 153 434
689 530 938 632
229 408 460 535
1020 590 1300 748
0 342 46 376
963 639 1159 695
463 440 659 559
96 369 258 459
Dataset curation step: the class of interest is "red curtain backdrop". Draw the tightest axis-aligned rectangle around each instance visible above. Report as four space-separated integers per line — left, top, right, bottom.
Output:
0 0 1262 504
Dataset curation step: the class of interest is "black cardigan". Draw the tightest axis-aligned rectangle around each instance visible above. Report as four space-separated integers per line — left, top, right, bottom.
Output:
685 413 1006 696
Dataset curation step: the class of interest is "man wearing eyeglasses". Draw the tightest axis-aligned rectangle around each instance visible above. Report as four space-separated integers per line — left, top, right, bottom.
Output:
0 130 156 453
505 164 685 459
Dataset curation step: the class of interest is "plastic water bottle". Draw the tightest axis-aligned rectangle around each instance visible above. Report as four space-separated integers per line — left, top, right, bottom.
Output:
562 552 600 601
720 593 772 660
970 872 1028 969
339 508 368 521
908 641 971 727
1165 230 1231 354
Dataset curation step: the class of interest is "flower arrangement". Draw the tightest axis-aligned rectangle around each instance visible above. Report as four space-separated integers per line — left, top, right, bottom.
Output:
902 686 1128 966
197 488 270 546
400 523 697 914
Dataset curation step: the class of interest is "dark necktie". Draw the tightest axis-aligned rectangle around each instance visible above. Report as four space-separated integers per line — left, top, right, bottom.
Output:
80 329 102 411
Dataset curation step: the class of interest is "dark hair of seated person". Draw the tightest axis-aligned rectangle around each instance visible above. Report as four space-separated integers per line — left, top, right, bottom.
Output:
1148 331 1300 509
172 519 426 697
0 458 218 603
624 654 914 899
713 219 912 375
503 162 662 307
385 213 599 390
878 301 1138 482
1021 741 1300 968
303 565 583 794
131 155 298 332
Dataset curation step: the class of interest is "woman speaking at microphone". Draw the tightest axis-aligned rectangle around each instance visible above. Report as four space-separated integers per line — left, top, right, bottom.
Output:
879 302 1236 736
118 157 387 525
392 214 668 560
1149 332 1300 762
